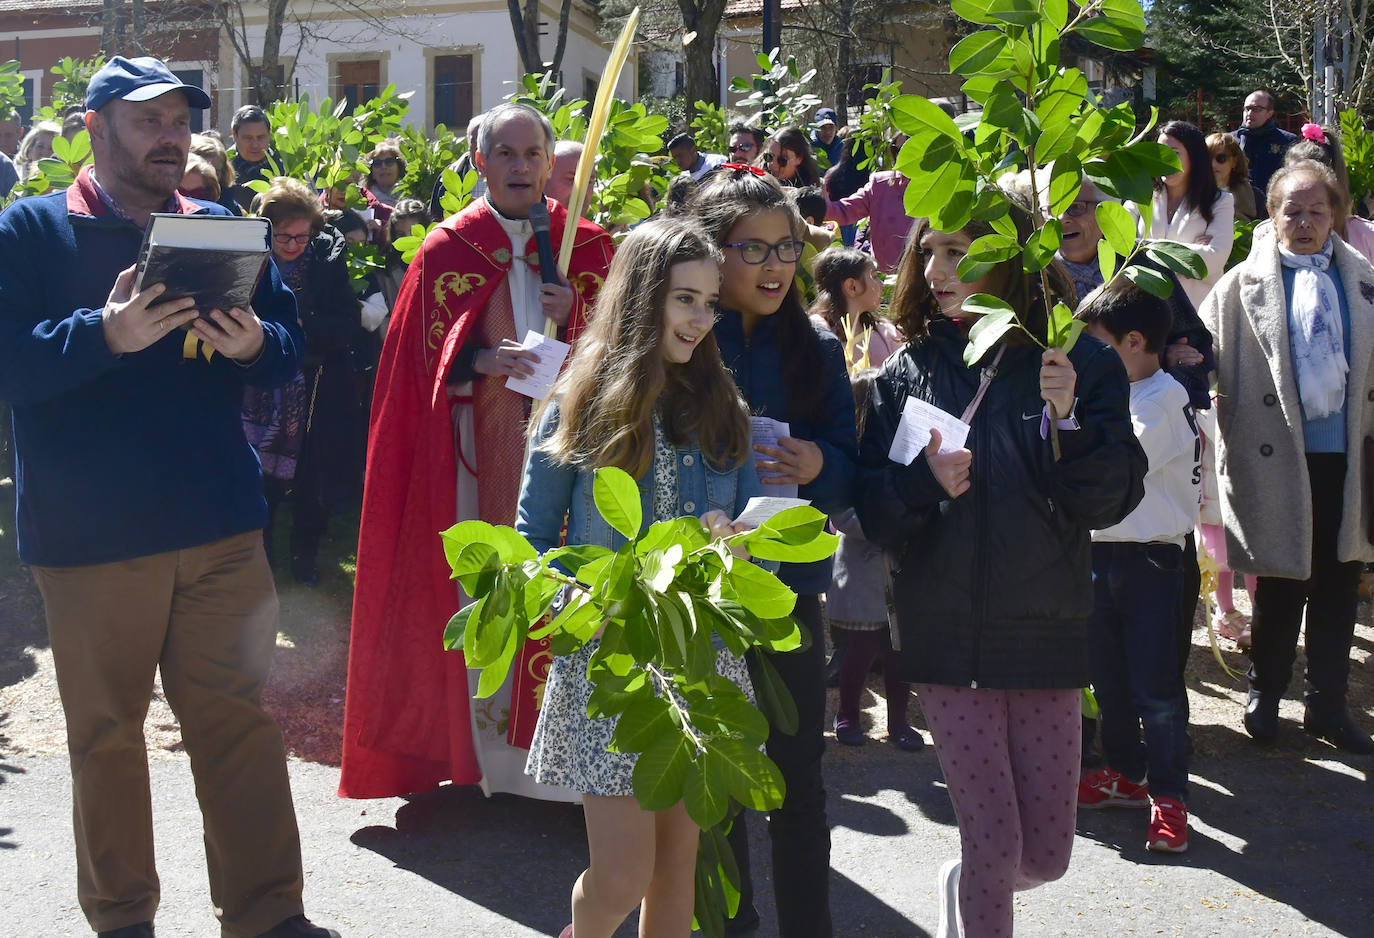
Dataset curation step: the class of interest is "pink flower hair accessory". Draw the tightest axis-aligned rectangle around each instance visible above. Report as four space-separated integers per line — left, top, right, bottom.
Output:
1301 123 1326 143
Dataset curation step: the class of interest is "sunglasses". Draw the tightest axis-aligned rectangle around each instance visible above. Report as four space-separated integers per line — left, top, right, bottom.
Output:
775 154 790 168
371 156 399 167
273 232 312 246
1212 152 1231 163
729 142 756 153
1063 200 1100 218
724 239 805 265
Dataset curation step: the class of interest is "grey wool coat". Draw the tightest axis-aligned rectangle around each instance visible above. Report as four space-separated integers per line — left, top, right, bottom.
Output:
1200 234 1374 579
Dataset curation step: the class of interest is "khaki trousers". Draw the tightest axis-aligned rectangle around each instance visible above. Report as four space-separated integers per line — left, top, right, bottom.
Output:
32 531 305 937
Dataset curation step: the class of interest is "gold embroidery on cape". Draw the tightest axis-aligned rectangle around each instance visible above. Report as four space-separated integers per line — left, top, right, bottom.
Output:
426 271 489 360
573 270 605 298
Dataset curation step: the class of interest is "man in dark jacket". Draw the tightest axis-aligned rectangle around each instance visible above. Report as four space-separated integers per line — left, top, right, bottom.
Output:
1235 90 1296 201
0 56 338 938
227 103 277 211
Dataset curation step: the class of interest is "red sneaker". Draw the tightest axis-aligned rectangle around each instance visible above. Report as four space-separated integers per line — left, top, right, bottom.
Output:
1077 766 1150 808
1147 796 1189 853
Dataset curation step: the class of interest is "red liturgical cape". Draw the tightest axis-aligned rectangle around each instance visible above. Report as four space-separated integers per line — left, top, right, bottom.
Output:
339 197 613 798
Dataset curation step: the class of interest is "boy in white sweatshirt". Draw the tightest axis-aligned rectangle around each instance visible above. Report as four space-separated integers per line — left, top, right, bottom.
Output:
1074 279 1201 854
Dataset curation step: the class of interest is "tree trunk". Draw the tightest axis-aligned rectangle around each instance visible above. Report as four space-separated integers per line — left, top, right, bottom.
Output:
131 0 146 54
506 0 542 73
680 0 729 109
550 0 573 78
833 0 853 123
101 0 121 57
258 0 288 102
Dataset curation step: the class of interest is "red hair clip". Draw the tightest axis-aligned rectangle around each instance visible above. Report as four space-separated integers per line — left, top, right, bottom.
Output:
719 161 766 177
1301 122 1326 143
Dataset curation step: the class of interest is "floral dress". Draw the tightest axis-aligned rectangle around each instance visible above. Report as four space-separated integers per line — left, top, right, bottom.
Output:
524 422 754 796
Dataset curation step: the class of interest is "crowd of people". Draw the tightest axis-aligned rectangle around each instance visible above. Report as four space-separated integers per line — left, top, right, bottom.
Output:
2 50 1373 938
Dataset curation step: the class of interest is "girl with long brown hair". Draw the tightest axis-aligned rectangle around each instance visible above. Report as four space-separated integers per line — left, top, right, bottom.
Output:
516 216 759 938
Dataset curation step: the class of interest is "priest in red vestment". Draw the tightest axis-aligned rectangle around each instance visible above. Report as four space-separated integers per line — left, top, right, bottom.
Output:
339 103 615 799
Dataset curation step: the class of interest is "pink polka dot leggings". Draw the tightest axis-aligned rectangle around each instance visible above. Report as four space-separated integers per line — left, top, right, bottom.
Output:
915 684 1081 937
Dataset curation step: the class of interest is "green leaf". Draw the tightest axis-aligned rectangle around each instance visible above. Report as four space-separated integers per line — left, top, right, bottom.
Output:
748 651 798 735
544 592 600 641
1094 201 1138 258
950 0 998 24
586 670 650 718
449 542 501 597
741 529 839 564
443 602 477 650
523 572 562 624
684 749 732 829
1046 299 1077 348
641 544 684 593
541 543 614 575
611 694 677 754
889 95 964 144
474 607 524 698
713 738 786 811
1047 156 1083 216
593 466 643 539
961 293 1015 318
441 519 537 565
963 308 1020 366
697 696 771 742
755 614 803 652
949 30 1008 76
722 561 796 619
1072 15 1144 52
1121 264 1174 299
1059 318 1087 354
1039 0 1068 29
657 591 693 667
469 571 515 668
1097 237 1117 288
596 546 638 610
1022 219 1062 272
1143 240 1207 280
632 730 694 811
987 0 1040 27
1037 68 1087 129
685 627 718 683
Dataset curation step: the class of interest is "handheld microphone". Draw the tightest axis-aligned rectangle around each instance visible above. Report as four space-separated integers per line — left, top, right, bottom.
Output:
527 201 560 286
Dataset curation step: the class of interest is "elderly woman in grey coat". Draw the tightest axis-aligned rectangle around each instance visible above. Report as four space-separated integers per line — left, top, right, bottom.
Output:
1201 159 1374 754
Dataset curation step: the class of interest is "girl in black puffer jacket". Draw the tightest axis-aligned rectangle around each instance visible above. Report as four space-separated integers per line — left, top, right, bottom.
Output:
855 207 1145 938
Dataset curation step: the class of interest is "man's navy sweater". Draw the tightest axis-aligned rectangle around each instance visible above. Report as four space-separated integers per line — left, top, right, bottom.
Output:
0 180 302 566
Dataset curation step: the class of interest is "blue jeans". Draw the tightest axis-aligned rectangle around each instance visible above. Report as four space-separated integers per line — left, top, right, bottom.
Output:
1087 541 1190 803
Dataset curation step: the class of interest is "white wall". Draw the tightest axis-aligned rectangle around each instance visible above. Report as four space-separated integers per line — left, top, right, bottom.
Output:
218 1 634 134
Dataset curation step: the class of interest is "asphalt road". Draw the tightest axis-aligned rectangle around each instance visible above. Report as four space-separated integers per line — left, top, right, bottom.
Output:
2 715 1370 938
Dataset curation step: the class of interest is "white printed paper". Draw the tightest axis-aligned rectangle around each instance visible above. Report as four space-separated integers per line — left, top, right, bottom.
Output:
733 496 811 529
504 329 572 401
888 397 970 465
749 416 798 499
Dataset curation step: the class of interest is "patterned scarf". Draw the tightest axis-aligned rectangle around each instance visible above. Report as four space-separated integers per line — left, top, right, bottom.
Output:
1279 237 1347 420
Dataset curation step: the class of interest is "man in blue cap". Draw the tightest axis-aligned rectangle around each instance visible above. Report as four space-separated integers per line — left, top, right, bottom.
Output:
810 106 842 168
0 56 338 938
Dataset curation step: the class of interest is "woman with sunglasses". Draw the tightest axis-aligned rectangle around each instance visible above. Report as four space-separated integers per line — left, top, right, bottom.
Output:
1206 133 1261 221
691 167 856 938
766 126 823 188
1135 120 1234 312
246 177 364 584
363 139 406 208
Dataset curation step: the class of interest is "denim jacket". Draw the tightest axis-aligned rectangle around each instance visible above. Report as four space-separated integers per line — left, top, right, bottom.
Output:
516 400 763 555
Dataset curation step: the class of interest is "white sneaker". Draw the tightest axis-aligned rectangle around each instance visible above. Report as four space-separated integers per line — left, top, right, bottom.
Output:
935 857 962 938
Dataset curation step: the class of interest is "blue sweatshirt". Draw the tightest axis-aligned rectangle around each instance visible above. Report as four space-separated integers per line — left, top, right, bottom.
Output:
714 309 858 594
0 185 302 566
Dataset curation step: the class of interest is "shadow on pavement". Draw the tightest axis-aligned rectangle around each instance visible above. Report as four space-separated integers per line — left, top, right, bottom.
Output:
1075 719 1374 936
351 785 593 937
0 564 46 693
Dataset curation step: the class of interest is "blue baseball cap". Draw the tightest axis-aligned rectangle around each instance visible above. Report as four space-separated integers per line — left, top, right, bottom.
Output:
85 56 212 112
814 107 838 127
